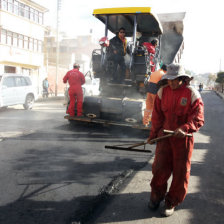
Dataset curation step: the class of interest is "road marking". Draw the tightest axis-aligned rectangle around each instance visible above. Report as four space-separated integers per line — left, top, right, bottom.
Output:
0 131 34 139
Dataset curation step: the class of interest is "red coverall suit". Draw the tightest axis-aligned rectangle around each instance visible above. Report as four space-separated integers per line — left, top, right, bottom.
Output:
142 42 156 72
149 84 204 207
63 69 85 116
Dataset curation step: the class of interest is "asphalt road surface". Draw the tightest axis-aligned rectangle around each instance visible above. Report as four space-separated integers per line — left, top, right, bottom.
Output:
0 99 153 224
91 90 224 224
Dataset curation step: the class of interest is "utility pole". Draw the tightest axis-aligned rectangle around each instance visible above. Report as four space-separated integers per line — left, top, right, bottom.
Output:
55 0 61 96
219 58 222 72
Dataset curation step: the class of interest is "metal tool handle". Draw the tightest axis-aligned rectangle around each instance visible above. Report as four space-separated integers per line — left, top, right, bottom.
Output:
128 141 148 149
149 133 173 144
163 129 193 137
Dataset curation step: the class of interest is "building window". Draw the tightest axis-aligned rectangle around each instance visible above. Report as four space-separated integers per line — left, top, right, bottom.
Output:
18 2 25 17
0 27 43 52
18 34 23 48
24 36 28 49
34 9 39 23
34 39 38 51
13 33 18 47
39 12 43 24
30 7 34 21
7 31 13 45
24 5 29 19
38 40 42 52
22 68 31 76
1 29 7 44
8 0 13 12
4 66 16 74
14 1 19 15
0 0 44 25
29 38 33 50
1 0 7 10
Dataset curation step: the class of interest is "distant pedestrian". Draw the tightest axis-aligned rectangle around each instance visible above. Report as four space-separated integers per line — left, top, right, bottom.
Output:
199 83 203 92
42 78 49 98
147 63 204 217
63 63 85 117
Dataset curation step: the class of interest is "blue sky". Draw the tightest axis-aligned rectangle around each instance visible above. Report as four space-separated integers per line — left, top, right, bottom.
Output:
36 0 224 74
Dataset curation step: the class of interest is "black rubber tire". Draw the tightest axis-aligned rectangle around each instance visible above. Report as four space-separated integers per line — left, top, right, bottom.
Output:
23 94 34 110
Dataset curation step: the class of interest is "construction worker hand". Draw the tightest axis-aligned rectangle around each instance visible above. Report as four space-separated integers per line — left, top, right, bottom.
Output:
147 137 155 144
173 128 186 138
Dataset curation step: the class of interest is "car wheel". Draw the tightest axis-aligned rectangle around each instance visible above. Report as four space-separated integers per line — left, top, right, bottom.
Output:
23 94 34 110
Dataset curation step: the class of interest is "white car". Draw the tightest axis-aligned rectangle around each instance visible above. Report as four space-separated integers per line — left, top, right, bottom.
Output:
64 77 100 101
0 74 37 109
82 77 100 97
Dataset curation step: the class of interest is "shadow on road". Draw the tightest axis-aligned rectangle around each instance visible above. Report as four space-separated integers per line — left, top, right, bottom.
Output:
0 122 152 224
80 91 224 224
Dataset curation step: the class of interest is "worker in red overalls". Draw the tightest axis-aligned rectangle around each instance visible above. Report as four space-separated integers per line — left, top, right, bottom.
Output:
147 63 204 217
63 63 85 117
143 64 167 126
142 39 158 72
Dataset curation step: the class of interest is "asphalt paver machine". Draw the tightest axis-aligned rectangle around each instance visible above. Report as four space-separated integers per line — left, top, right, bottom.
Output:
65 7 185 130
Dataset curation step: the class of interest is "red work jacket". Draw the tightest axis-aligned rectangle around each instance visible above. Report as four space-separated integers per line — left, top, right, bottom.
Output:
63 69 85 92
150 84 204 139
142 42 156 54
142 42 156 67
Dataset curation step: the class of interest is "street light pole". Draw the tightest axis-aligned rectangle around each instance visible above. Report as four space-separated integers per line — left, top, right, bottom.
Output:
55 0 61 96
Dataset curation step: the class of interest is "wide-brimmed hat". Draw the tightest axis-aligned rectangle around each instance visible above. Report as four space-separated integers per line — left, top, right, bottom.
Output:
157 63 192 87
161 63 191 81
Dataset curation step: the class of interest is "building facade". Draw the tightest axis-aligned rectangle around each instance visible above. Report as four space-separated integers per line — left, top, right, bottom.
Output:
44 27 99 94
0 0 48 95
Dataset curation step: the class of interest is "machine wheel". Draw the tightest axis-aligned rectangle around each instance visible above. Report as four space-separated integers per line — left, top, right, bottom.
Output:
23 94 34 110
125 117 137 123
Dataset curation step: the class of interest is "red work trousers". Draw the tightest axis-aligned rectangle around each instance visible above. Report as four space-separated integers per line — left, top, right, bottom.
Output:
68 88 83 116
143 93 156 125
150 133 194 207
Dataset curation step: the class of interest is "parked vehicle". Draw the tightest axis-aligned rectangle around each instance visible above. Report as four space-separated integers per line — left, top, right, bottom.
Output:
82 76 100 97
0 74 37 109
64 72 100 108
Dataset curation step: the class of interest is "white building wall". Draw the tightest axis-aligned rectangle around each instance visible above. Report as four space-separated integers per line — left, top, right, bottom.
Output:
0 10 45 40
0 0 48 96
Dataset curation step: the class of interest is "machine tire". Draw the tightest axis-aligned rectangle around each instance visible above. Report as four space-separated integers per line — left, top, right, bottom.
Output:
23 94 34 110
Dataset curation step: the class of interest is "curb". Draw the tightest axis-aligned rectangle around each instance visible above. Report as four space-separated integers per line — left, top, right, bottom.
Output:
36 96 65 102
214 90 224 100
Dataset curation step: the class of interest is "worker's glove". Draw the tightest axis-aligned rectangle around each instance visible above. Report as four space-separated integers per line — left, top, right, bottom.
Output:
173 128 186 138
147 136 155 145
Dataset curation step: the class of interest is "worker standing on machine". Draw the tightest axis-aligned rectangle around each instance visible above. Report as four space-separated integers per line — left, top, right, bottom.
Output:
142 39 158 72
108 27 127 83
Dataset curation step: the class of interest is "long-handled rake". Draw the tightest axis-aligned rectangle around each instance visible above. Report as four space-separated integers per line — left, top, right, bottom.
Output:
105 129 192 153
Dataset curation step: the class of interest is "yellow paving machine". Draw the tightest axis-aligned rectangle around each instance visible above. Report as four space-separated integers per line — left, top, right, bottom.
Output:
65 7 185 130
